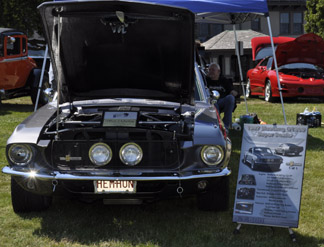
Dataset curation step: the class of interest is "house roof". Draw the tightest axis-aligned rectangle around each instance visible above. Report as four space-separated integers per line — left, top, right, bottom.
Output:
202 30 267 50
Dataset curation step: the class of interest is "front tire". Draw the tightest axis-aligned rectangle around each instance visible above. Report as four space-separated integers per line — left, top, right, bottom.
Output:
11 177 52 213
264 80 274 102
197 176 229 211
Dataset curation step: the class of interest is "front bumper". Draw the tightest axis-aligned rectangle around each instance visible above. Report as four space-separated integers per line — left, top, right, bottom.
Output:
278 84 324 97
2 166 231 198
2 166 231 181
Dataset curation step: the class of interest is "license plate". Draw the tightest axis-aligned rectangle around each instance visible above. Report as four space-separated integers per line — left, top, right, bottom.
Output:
94 180 136 193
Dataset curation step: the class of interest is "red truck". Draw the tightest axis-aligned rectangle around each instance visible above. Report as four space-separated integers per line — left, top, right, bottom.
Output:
0 28 51 105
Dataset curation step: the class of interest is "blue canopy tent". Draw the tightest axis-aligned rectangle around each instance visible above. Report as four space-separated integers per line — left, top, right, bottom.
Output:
53 0 268 14
36 0 287 124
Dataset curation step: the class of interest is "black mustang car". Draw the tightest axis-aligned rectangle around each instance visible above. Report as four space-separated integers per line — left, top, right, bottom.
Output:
2 0 232 213
275 143 303 156
243 147 282 171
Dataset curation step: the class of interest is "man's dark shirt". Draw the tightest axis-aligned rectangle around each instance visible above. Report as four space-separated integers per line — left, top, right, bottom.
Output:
206 76 234 99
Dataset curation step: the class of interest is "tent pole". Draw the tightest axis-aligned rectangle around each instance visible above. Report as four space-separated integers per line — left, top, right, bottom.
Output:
233 25 249 114
56 12 62 139
266 15 287 125
34 45 48 112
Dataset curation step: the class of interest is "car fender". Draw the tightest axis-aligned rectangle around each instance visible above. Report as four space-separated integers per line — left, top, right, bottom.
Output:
193 106 227 147
7 102 57 145
193 121 227 146
267 72 281 97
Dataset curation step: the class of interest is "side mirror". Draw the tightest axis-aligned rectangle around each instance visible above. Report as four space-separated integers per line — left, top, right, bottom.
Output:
211 90 220 105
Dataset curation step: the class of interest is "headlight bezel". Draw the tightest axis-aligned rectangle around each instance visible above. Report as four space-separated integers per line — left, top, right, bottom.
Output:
89 142 113 166
119 142 143 166
200 145 224 166
8 144 34 166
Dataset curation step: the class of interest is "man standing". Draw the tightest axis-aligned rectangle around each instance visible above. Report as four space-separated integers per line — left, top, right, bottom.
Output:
206 63 238 131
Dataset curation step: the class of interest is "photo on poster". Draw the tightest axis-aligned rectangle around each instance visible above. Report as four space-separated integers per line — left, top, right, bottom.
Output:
233 124 308 228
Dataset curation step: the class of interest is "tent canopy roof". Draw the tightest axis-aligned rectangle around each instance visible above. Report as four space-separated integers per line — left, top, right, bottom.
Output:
53 0 269 23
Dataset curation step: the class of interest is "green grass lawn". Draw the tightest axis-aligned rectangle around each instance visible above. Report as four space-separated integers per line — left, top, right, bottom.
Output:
0 97 323 247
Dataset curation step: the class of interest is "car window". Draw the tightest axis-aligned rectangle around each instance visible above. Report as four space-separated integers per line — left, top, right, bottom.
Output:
194 77 201 101
194 63 208 102
254 147 272 154
266 57 273 70
22 37 27 54
255 46 277 60
259 58 268 67
6 36 21 56
0 38 3 57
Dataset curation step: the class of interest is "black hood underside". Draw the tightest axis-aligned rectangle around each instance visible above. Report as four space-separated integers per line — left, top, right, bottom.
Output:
38 1 195 105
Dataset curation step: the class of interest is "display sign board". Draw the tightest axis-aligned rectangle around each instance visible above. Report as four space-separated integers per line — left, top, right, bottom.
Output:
233 124 308 228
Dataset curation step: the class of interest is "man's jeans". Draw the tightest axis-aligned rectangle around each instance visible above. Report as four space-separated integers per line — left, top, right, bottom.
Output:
215 94 235 130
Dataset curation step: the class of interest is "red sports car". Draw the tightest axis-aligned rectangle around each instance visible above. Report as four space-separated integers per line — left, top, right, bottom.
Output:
246 33 324 102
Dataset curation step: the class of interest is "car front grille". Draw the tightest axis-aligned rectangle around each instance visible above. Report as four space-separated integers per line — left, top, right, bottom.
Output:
47 129 181 170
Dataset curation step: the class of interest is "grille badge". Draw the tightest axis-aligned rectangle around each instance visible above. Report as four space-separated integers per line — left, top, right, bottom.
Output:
59 155 82 162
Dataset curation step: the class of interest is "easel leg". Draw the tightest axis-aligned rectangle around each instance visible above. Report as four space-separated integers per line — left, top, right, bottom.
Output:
288 228 297 242
233 223 242 234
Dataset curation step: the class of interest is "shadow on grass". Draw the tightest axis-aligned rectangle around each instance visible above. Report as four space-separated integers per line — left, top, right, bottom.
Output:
306 133 324 151
0 102 33 115
16 194 323 247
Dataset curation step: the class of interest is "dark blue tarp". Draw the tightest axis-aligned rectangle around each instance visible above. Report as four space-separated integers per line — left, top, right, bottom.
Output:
122 0 268 13
53 0 268 14
53 0 268 23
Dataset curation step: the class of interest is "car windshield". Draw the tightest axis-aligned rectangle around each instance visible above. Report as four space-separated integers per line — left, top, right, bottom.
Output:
278 63 323 71
255 46 277 60
254 147 272 154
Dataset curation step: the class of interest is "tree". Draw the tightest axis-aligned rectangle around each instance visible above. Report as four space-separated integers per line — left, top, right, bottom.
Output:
305 0 324 39
0 0 45 37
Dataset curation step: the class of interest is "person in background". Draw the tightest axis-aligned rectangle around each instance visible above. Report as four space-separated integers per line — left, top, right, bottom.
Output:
206 63 238 132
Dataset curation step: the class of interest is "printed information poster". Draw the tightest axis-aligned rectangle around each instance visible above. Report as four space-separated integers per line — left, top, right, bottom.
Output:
233 124 308 228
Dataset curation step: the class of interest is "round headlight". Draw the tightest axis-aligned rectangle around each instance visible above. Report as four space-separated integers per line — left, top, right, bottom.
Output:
119 143 143 166
89 143 112 166
8 144 33 166
201 145 224 166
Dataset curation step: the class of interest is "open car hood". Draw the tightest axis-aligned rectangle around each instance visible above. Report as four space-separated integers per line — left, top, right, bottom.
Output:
38 1 195 104
251 36 295 61
275 33 324 68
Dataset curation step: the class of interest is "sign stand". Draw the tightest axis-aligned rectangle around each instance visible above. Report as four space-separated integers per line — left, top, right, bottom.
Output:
233 223 297 242
232 124 307 243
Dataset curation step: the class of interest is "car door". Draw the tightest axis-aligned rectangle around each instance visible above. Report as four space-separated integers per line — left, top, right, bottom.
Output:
0 35 33 90
250 58 269 94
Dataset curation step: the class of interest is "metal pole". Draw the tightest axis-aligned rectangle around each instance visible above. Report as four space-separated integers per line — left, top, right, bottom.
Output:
233 25 249 114
56 12 62 138
34 45 48 112
266 15 287 125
